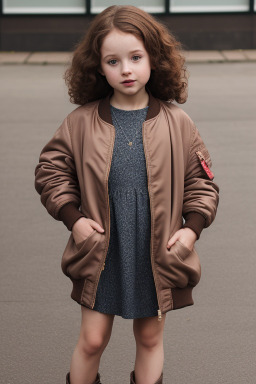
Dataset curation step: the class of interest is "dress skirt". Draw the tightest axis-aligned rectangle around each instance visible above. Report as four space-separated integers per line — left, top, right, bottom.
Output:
91 105 159 319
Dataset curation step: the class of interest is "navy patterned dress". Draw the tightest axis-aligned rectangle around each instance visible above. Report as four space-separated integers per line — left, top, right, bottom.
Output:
92 105 159 319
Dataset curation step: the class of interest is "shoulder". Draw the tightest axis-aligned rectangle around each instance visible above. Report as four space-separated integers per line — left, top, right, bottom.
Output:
63 99 101 137
67 99 100 121
157 99 201 158
158 100 197 142
159 100 195 127
160 101 211 163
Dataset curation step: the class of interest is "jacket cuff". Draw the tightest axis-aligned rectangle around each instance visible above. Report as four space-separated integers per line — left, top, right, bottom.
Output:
182 212 206 240
59 203 85 231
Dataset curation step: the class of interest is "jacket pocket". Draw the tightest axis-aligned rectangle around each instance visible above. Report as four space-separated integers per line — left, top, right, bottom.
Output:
175 240 191 261
163 240 201 289
61 229 104 280
75 229 97 250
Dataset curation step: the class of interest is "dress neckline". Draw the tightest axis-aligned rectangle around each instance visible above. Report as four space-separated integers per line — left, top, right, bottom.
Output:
110 105 149 112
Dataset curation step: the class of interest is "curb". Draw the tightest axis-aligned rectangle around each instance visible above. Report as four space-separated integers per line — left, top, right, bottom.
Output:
0 50 256 64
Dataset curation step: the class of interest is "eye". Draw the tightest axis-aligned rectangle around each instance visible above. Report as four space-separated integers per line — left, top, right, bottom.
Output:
107 59 117 65
132 55 141 61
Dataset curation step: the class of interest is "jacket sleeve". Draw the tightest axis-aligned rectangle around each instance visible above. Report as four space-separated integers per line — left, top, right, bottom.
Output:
182 124 220 239
34 116 85 230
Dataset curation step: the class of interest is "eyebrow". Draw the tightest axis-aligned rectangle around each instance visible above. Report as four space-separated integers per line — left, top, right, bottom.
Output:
103 50 144 60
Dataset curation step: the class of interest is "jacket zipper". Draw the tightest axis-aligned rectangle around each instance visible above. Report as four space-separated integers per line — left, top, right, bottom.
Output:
142 122 162 322
91 126 115 310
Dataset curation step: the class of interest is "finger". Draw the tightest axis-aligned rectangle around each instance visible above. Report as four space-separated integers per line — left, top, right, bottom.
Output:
91 222 105 233
97 225 105 232
167 234 178 249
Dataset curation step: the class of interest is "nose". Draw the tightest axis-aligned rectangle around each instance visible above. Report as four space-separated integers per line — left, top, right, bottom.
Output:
121 61 131 76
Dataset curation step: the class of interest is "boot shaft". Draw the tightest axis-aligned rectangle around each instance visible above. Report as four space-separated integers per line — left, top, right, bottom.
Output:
130 369 163 384
66 372 102 384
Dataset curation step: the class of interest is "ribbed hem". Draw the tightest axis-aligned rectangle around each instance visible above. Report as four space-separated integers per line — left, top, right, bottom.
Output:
70 278 95 308
171 285 194 310
98 89 160 125
70 278 86 304
59 202 85 231
182 212 206 240
70 279 195 314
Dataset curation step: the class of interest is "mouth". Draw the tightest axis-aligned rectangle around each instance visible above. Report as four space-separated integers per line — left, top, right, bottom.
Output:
122 80 135 84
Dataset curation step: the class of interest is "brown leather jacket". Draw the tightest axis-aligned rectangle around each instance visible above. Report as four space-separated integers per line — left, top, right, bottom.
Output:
34 92 219 321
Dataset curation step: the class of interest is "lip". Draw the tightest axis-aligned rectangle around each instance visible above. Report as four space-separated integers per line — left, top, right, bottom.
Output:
121 80 136 87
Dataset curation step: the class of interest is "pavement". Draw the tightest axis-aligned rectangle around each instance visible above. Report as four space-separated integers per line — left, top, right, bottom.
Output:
0 49 256 64
0 62 256 384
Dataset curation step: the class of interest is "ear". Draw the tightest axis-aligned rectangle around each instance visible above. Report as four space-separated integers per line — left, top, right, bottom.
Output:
98 68 105 76
150 59 156 71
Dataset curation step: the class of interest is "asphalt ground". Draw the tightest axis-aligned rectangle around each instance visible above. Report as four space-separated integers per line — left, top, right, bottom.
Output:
0 62 255 384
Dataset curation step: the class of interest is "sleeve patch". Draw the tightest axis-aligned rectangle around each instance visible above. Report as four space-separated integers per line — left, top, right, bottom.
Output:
196 151 214 180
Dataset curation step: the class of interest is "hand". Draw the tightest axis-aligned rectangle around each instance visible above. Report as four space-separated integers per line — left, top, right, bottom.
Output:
72 217 104 246
166 228 197 252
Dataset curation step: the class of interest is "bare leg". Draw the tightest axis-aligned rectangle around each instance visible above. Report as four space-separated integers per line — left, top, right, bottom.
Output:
133 313 166 384
70 306 115 384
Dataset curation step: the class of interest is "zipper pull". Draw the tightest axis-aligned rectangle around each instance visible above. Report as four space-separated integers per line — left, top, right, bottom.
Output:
102 262 105 271
158 309 162 321
196 150 214 180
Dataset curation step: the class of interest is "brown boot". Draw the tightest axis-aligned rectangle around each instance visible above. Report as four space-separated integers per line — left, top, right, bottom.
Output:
66 371 102 384
130 369 163 384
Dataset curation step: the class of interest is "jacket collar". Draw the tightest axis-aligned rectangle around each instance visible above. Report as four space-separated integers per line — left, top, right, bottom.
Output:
98 89 160 125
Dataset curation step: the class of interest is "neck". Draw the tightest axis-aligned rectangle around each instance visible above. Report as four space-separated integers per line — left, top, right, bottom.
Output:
98 90 160 125
110 89 149 111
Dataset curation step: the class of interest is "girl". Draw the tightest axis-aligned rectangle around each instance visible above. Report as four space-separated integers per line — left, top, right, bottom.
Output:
34 5 219 384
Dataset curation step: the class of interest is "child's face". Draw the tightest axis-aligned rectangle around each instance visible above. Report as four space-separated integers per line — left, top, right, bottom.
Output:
100 28 152 101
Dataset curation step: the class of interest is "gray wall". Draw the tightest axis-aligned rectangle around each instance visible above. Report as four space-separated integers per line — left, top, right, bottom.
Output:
0 13 256 51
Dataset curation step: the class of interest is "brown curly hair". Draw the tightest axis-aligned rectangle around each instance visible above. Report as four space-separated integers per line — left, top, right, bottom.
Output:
64 5 188 105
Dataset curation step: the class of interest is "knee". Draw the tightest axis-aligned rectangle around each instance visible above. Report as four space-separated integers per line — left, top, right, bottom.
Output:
134 328 161 350
78 332 107 357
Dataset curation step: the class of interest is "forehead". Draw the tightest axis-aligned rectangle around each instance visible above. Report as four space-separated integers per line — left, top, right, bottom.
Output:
101 29 145 55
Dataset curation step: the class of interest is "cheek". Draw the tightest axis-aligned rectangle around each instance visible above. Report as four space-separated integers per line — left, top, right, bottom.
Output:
141 64 152 81
140 59 152 79
104 69 118 84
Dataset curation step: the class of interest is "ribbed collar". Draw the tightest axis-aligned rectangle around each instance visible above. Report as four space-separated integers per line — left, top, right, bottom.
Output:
98 89 160 125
